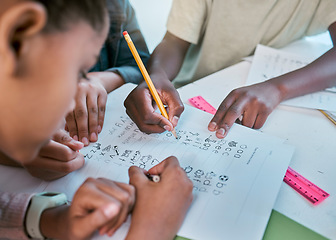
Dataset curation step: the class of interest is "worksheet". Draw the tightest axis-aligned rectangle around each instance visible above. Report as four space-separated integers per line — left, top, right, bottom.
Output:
41 84 294 240
246 44 336 111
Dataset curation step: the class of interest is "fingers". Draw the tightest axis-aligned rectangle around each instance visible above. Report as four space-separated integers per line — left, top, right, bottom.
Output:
65 111 79 141
208 85 276 138
128 166 149 186
52 129 84 151
39 140 82 162
147 156 180 176
35 152 84 173
74 89 90 146
241 107 258 128
96 180 135 236
124 87 172 134
208 92 242 139
86 93 99 142
126 109 171 133
72 178 135 237
253 113 268 129
23 147 85 180
161 87 184 128
25 132 85 180
72 179 123 238
65 79 107 146
85 203 120 234
97 94 107 134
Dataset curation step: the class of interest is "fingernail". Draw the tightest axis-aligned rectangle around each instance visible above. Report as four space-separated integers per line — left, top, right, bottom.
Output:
172 116 179 126
208 122 217 131
103 204 118 218
99 226 107 235
90 132 97 142
71 137 84 145
217 128 225 137
73 135 78 141
163 125 171 131
98 125 102 133
108 230 115 237
82 137 89 146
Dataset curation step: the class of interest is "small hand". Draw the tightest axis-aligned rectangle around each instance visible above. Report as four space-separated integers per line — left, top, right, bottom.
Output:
40 178 135 239
126 156 193 240
124 77 184 134
22 129 85 180
65 73 108 146
208 82 282 138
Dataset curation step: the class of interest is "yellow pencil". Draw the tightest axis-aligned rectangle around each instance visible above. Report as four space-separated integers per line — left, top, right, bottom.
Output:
319 109 336 126
123 31 178 139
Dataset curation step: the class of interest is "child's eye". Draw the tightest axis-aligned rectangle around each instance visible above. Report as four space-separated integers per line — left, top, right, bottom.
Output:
79 71 89 81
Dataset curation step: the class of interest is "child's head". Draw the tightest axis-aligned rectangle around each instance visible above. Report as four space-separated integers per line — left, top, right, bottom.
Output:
0 0 109 163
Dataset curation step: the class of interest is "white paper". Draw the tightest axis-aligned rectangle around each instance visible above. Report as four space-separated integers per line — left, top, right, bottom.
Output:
36 84 293 240
246 44 336 111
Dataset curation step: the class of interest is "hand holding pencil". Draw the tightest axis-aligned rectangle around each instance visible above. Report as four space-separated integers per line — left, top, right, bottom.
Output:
123 31 180 138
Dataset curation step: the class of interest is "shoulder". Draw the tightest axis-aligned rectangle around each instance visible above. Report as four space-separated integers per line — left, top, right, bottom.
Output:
106 0 128 22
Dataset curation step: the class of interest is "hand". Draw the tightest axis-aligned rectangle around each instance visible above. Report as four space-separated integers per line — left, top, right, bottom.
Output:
208 82 282 138
40 178 135 240
65 73 108 146
126 156 193 240
124 76 184 134
22 129 85 181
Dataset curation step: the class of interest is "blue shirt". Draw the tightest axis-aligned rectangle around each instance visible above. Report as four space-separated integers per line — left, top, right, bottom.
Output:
91 0 150 84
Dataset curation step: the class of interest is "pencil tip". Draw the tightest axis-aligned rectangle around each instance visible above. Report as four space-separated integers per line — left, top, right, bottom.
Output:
171 129 178 139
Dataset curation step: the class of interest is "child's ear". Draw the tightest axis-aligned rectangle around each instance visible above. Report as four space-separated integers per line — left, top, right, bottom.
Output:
0 2 47 76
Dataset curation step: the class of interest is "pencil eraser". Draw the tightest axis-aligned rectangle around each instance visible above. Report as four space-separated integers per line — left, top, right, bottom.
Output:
123 31 128 36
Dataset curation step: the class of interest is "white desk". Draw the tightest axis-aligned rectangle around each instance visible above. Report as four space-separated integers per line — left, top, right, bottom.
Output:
178 58 336 239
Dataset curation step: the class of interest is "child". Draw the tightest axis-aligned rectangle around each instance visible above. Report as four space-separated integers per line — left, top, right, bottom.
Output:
65 0 150 146
0 0 193 239
124 0 336 138
0 0 150 181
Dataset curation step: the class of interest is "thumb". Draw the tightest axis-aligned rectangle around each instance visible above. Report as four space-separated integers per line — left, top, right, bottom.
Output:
53 129 84 151
78 203 120 236
128 166 148 186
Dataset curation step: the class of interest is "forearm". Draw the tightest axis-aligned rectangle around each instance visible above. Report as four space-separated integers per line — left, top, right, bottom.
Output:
269 47 336 101
126 217 177 240
88 71 124 93
148 33 190 82
0 192 34 240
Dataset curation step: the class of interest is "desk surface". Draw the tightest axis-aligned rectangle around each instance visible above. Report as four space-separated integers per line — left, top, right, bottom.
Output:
178 58 336 239
176 210 327 240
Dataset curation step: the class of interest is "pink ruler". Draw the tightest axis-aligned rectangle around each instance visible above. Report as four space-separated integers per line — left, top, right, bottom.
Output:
188 96 217 115
284 167 329 205
188 95 330 205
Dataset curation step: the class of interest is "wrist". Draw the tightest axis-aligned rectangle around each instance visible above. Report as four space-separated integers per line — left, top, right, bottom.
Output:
88 71 124 93
126 215 176 240
263 78 288 103
40 204 70 239
25 192 68 239
149 70 172 85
